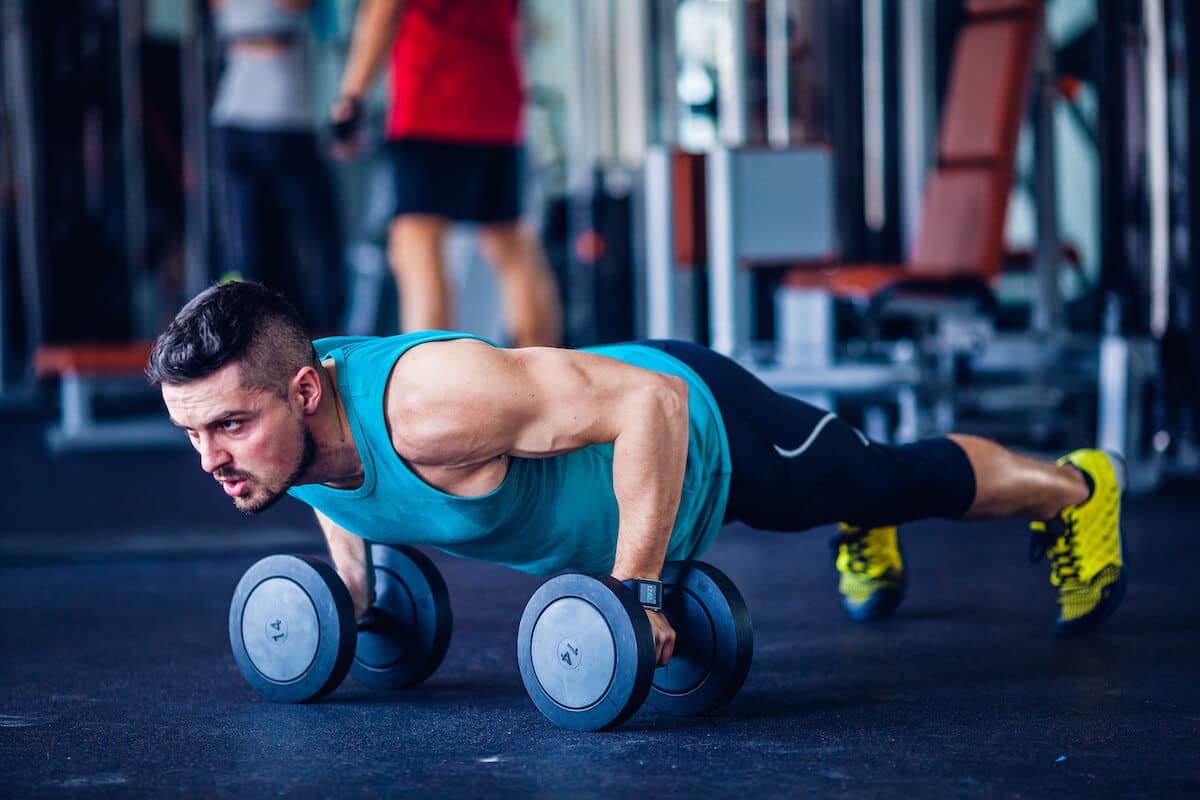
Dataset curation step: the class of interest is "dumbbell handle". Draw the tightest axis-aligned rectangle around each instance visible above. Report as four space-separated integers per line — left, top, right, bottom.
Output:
356 607 406 638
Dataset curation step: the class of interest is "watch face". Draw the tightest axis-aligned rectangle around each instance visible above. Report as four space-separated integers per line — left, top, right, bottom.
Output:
622 578 662 609
637 581 661 608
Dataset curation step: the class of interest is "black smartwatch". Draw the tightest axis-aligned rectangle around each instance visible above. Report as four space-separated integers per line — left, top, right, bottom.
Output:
623 578 663 612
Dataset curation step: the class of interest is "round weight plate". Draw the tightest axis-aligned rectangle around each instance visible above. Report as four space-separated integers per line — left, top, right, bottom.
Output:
517 574 655 731
529 597 617 709
241 577 319 682
647 561 753 716
350 544 453 689
229 554 357 704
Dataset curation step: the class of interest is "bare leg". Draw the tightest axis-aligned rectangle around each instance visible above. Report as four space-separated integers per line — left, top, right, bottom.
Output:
388 215 453 332
478 221 562 346
949 434 1089 520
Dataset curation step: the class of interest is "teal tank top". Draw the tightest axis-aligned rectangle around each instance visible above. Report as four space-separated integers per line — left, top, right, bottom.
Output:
288 332 732 576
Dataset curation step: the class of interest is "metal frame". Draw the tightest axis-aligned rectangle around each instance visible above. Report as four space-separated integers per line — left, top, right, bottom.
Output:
181 0 212 299
898 0 934 253
717 0 748 146
46 373 183 452
640 0 680 341
1145 0 1171 338
643 146 676 339
118 0 148 326
2 0 45 388
1031 23 1063 335
704 146 749 357
765 0 790 149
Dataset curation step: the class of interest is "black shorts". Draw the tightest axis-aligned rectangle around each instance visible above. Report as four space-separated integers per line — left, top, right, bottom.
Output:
638 340 977 531
385 137 521 224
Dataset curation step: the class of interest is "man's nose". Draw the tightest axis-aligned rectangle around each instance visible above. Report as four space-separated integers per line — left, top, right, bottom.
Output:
198 435 230 474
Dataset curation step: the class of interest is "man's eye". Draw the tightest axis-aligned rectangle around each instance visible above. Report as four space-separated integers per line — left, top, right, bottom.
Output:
222 420 243 432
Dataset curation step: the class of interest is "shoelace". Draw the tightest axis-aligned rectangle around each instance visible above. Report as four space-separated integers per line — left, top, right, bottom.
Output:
831 530 871 574
1029 517 1082 586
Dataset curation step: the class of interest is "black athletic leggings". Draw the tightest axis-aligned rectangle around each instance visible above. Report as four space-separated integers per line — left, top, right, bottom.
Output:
639 341 977 531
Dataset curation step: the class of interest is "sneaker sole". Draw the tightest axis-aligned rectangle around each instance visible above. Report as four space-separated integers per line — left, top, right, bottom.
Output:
1056 566 1128 637
843 580 906 622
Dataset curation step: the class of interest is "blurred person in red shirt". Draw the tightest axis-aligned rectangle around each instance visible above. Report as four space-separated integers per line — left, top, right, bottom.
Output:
331 0 561 346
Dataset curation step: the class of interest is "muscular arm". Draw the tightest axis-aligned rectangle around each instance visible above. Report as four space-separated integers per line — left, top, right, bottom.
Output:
315 509 375 620
338 0 406 100
389 340 690 583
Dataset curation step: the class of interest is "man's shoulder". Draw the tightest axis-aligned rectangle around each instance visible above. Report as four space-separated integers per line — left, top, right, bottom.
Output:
387 342 498 437
391 336 499 381
385 338 498 427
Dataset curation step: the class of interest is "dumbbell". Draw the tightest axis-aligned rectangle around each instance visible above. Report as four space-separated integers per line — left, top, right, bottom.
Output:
228 543 452 702
516 560 753 731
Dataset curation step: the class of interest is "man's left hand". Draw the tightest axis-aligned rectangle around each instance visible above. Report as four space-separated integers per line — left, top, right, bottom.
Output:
646 608 676 667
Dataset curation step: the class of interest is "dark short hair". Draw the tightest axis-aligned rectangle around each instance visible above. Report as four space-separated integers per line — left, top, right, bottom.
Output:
147 281 317 397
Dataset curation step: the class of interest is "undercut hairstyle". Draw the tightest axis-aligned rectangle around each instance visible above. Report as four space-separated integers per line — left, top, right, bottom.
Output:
146 281 319 399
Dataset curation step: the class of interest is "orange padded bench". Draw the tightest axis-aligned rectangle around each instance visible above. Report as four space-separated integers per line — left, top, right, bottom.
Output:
34 341 154 378
775 0 1041 310
34 341 181 451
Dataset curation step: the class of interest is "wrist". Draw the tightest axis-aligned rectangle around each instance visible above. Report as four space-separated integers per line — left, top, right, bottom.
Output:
621 577 663 612
610 562 661 583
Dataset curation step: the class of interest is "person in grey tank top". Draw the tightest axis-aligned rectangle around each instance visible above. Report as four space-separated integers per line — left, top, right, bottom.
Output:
210 0 345 332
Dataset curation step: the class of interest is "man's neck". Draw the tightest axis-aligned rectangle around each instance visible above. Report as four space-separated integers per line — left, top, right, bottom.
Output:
298 362 365 490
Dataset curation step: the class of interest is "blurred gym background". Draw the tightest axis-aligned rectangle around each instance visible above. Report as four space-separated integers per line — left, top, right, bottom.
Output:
1 0 1198 531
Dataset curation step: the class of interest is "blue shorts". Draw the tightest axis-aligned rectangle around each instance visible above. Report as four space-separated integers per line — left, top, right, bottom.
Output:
639 340 977 531
386 137 521 224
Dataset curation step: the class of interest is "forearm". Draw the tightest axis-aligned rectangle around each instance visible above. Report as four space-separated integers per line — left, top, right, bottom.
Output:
338 0 405 99
609 378 690 582
315 511 374 608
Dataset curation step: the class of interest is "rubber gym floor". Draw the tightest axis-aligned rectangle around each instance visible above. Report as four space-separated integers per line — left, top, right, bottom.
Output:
2 410 1198 798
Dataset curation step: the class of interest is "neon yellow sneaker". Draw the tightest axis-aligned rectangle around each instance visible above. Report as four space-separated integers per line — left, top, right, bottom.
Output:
1029 449 1128 636
833 523 905 621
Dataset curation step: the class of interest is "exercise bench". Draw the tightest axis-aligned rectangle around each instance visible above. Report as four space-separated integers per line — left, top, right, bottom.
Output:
34 342 183 451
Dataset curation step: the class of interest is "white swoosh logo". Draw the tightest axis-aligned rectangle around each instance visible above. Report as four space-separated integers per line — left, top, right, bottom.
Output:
773 413 869 458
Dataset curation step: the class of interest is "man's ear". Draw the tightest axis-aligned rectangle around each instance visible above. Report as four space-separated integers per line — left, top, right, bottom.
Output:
293 365 323 416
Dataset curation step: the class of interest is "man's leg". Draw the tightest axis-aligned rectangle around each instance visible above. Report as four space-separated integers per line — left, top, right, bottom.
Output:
387 214 453 332
950 434 1088 518
640 340 1126 633
214 126 265 283
478 221 562 347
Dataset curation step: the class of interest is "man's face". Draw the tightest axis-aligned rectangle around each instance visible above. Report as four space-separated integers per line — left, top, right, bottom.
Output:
162 362 315 514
